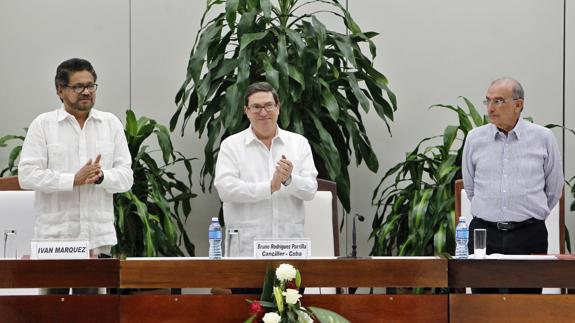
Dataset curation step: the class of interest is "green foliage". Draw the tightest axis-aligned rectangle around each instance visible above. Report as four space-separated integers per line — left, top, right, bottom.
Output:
115 110 196 257
172 0 397 212
0 133 25 176
370 98 486 256
0 111 196 257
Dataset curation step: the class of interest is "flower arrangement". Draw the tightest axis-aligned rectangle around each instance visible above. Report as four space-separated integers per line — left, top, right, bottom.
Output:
245 263 349 323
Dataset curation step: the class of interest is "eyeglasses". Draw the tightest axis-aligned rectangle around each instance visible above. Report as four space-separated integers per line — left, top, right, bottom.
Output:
64 83 98 94
482 97 520 106
247 102 277 113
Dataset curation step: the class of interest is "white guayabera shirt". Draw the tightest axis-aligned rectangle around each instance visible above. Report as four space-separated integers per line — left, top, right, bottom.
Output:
18 106 133 249
214 126 318 257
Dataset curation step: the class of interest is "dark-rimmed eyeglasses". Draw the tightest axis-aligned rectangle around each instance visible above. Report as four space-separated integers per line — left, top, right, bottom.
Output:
64 83 98 94
247 102 276 113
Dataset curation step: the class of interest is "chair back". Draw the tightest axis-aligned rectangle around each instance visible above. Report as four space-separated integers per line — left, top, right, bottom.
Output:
0 176 36 258
304 178 339 256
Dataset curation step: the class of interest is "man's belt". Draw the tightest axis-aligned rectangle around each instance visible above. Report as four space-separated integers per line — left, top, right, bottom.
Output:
474 217 543 232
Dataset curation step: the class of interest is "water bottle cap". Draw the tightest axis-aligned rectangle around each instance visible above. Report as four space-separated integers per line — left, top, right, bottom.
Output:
458 216 465 221
211 217 219 222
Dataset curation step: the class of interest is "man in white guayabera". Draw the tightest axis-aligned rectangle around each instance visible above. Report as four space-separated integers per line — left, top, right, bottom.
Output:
18 58 133 294
214 82 318 257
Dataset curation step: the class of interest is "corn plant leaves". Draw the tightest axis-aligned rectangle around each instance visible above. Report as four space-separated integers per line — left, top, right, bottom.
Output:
371 98 481 257
173 0 397 212
116 110 196 257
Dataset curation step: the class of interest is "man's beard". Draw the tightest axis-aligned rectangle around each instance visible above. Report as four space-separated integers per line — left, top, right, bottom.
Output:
72 97 94 111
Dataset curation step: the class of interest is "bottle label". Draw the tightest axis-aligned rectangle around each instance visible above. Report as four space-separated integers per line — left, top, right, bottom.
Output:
456 229 468 240
209 230 222 239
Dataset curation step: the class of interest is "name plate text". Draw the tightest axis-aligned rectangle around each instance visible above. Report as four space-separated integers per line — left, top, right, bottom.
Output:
31 240 90 259
253 239 311 259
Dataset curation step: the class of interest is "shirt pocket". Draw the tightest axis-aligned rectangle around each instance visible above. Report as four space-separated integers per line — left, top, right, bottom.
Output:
47 143 67 171
237 162 267 182
283 211 305 236
96 141 115 169
514 151 545 194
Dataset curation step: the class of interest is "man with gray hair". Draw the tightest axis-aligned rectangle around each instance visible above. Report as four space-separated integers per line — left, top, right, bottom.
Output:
462 77 563 293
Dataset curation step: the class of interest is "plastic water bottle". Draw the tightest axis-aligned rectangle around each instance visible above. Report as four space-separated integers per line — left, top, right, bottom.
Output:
455 216 469 259
208 217 222 259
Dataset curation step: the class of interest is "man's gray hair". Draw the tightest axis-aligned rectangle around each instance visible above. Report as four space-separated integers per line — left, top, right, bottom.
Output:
490 77 524 100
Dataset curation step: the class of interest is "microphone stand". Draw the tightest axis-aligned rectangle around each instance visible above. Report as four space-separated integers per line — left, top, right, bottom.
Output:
351 214 364 258
347 214 365 295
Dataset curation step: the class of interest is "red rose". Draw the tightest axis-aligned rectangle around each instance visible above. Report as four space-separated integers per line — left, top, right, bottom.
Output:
250 300 265 318
286 280 297 290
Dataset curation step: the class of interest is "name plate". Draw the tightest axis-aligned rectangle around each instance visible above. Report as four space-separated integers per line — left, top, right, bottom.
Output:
31 240 90 259
253 239 311 259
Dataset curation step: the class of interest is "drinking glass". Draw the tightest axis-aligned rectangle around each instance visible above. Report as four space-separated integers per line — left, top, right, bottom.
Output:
224 229 240 258
3 229 17 259
474 229 487 259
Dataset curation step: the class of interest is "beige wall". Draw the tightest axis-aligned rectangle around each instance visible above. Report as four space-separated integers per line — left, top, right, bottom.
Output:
0 0 571 256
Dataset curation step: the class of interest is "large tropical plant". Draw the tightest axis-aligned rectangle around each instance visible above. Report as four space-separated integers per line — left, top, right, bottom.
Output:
172 0 397 212
370 98 487 256
0 110 196 257
115 110 196 257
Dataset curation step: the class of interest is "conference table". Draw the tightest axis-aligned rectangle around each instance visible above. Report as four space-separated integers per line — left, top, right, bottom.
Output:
449 256 575 323
1 257 575 322
0 259 119 322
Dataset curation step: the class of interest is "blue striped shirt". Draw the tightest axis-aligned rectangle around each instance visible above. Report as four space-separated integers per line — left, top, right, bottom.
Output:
462 118 563 222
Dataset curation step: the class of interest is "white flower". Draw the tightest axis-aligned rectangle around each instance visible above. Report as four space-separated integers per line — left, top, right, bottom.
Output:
262 312 282 323
283 288 302 304
276 263 297 281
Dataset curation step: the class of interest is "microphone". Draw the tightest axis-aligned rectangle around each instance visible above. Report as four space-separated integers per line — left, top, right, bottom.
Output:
351 214 364 258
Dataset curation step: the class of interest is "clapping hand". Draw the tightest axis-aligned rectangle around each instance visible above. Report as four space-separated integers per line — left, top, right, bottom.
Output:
74 154 102 186
276 155 293 183
271 155 293 193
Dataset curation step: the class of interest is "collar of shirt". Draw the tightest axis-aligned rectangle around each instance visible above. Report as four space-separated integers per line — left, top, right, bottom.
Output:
244 125 286 146
56 104 103 123
489 118 525 141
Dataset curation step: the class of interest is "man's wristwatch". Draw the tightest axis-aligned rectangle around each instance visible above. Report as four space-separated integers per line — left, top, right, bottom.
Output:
94 172 104 185
282 175 292 186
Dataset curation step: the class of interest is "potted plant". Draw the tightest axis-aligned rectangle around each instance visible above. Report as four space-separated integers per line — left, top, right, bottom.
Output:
171 0 397 212
370 98 486 257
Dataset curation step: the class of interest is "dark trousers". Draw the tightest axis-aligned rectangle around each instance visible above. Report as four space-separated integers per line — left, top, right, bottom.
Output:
468 217 548 294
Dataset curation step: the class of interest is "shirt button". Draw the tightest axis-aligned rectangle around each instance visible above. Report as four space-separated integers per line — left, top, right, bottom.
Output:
503 190 506 193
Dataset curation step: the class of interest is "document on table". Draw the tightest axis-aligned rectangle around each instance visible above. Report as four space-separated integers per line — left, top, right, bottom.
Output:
468 254 557 260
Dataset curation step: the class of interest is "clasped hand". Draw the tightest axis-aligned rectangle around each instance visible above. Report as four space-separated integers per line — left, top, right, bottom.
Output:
74 154 102 186
271 155 293 193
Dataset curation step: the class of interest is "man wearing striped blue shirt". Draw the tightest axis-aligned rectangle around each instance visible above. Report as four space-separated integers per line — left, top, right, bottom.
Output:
462 77 563 293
